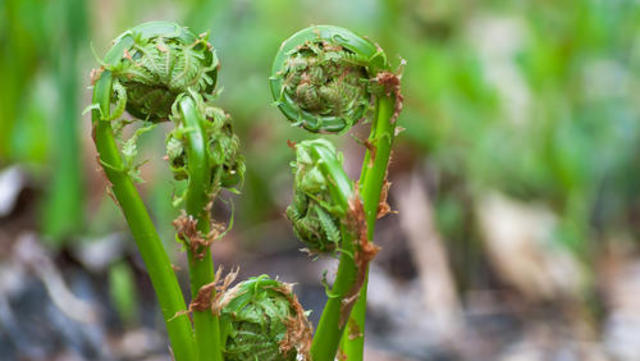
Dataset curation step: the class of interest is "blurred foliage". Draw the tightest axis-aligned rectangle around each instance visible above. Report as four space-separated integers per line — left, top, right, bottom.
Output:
1 0 86 242
109 261 140 327
1 0 639 290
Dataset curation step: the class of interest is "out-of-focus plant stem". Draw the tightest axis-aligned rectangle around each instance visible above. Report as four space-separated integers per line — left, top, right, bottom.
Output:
42 0 86 242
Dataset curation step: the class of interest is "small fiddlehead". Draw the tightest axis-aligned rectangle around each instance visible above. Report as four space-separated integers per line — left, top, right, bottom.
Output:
270 25 390 133
219 276 313 361
91 20 243 210
166 91 245 191
97 22 219 122
286 139 353 254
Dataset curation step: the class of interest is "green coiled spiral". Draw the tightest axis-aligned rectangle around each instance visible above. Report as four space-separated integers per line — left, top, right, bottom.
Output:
270 25 390 133
286 139 354 254
220 276 311 361
166 92 245 189
100 21 219 122
93 22 243 190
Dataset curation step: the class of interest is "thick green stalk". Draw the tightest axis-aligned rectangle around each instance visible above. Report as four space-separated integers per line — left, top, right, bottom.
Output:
308 145 360 361
310 97 396 361
309 228 358 361
341 95 397 360
92 72 197 361
178 96 224 361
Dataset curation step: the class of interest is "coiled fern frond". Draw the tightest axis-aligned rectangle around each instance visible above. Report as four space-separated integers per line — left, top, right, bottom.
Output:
166 91 245 190
286 139 354 254
270 25 390 133
95 21 219 122
91 22 243 191
220 276 312 361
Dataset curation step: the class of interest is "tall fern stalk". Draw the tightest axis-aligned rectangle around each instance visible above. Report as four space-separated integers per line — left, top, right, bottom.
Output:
342 94 398 360
89 21 245 361
92 71 198 361
271 25 402 361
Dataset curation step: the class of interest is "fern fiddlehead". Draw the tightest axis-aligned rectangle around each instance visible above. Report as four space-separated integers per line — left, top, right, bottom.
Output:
103 22 219 121
286 139 353 254
219 276 313 361
270 25 389 133
90 21 244 361
271 25 402 361
166 91 245 190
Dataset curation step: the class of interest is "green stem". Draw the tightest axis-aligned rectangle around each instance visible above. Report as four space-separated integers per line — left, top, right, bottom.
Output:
309 97 396 360
306 141 358 361
309 227 357 361
178 96 224 361
92 72 197 361
341 95 396 360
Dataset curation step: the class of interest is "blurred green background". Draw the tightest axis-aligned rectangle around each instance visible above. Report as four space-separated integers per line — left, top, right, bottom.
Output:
1 0 640 360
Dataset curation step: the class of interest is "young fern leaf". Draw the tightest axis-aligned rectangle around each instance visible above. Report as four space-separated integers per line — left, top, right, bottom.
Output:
98 22 219 122
120 122 156 183
316 206 341 247
286 139 354 255
219 276 312 361
92 21 243 196
166 91 245 192
270 25 389 133
107 81 128 121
